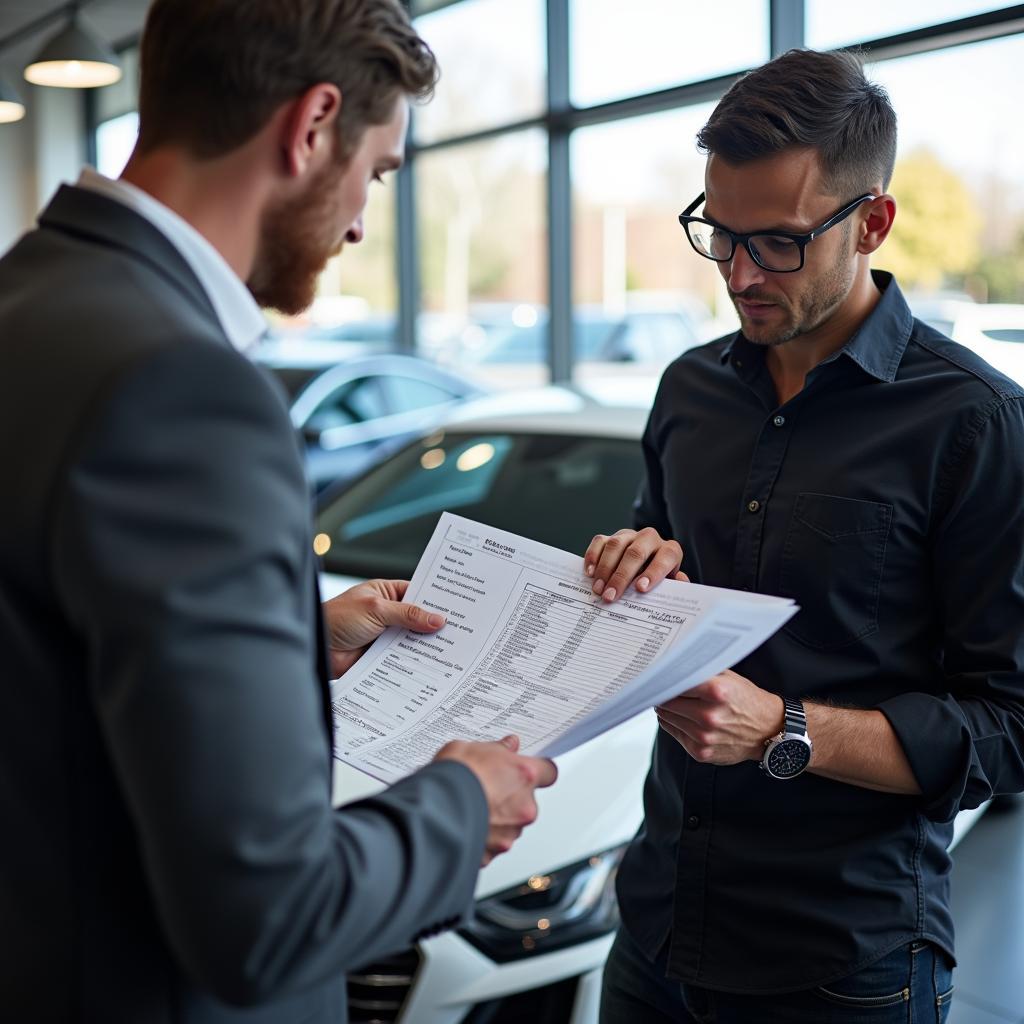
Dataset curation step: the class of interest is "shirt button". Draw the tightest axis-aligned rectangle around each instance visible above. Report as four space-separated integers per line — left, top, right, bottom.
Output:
685 815 701 830
773 415 785 427
748 499 760 513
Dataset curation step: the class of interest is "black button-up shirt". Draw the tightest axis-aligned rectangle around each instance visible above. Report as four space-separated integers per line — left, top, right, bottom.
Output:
617 272 1024 993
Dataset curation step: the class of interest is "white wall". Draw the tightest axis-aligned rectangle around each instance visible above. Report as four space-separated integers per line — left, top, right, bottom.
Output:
0 83 88 254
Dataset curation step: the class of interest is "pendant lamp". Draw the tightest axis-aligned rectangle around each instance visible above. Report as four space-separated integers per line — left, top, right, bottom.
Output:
24 17 122 89
0 76 26 122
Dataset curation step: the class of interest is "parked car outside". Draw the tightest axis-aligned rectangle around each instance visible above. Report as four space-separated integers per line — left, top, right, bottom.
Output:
313 387 987 1024
255 341 489 493
909 298 1024 385
449 302 712 368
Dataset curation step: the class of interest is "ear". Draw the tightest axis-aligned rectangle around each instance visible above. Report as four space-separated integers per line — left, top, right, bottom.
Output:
279 83 342 179
857 194 896 256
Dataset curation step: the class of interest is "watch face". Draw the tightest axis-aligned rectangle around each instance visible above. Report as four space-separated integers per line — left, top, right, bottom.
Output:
765 738 811 779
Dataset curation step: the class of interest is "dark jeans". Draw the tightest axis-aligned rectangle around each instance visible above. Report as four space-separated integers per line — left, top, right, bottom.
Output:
599 927 954 1024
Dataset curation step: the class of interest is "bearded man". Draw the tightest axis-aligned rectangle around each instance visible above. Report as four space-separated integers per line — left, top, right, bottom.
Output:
0 2 556 1021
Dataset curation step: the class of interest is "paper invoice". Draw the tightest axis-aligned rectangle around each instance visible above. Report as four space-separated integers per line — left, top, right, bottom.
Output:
330 512 798 783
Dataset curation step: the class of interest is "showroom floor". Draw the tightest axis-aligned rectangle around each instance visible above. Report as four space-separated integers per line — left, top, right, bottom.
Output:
949 799 1024 1023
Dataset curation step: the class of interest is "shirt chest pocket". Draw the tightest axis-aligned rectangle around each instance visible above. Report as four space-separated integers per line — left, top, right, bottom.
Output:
778 493 893 651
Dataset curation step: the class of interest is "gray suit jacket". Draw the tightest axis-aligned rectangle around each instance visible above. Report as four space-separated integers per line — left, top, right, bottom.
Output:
0 186 488 1023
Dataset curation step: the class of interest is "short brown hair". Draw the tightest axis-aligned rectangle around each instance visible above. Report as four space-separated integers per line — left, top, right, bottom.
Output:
137 0 438 164
697 49 897 197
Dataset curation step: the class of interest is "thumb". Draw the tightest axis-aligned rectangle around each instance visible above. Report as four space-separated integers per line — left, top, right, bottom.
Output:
377 599 446 633
500 734 520 752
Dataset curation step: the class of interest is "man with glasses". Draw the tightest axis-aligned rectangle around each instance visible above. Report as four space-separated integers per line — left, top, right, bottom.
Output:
586 48 1024 1022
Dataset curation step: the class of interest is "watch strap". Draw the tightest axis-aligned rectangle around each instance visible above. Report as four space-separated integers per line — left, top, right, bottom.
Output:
782 697 807 737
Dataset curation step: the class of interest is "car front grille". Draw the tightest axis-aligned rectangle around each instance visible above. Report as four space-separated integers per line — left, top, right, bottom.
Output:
347 948 421 1024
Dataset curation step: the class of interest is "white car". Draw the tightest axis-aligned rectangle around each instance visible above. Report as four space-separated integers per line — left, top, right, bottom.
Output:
315 387 987 1024
911 298 1024 385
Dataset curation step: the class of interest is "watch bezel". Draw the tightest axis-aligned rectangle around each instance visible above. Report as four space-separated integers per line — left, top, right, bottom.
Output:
762 732 813 779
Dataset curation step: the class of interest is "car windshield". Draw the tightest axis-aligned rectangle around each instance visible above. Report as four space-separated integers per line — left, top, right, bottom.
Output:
316 429 643 578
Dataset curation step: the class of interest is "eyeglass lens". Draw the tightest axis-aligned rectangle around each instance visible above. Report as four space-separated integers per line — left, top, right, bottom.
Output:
687 222 802 272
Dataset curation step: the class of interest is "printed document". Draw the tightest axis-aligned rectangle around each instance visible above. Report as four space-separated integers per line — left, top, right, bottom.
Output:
331 513 797 782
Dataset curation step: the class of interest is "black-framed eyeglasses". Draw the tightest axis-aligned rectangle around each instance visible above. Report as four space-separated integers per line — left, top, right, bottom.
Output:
678 192 877 273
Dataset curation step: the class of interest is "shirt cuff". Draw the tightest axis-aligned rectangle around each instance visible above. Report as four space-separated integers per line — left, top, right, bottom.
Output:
877 691 981 822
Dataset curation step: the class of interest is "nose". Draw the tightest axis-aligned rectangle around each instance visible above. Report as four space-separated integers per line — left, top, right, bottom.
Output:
345 216 364 245
725 242 766 294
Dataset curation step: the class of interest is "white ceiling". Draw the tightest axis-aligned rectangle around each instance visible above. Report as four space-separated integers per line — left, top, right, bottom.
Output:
0 0 151 77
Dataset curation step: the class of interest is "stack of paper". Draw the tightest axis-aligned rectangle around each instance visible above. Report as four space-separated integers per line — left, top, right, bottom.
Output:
330 513 797 783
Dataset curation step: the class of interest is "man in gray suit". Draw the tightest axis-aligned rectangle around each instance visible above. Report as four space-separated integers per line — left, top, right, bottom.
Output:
0 1 557 1020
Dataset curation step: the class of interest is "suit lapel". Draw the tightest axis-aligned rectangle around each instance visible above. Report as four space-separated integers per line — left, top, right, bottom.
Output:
313 575 335 766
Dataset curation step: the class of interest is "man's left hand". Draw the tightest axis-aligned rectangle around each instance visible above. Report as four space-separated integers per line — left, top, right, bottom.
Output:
323 579 445 678
656 670 784 765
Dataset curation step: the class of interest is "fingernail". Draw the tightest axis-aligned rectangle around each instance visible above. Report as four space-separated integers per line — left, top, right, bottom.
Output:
593 579 605 594
428 614 445 628
585 564 594 577
637 577 649 591
603 587 616 602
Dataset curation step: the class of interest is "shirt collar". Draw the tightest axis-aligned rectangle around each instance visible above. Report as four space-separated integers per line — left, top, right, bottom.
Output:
720 271 914 384
76 168 267 355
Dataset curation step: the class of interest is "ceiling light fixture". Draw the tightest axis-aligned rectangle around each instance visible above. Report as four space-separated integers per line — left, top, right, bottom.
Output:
0 76 26 123
23 9 122 89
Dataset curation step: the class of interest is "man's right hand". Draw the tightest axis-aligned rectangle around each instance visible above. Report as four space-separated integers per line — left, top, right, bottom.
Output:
434 735 558 866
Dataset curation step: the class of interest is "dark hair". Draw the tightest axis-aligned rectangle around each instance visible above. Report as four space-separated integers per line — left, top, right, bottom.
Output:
136 0 438 164
696 49 897 197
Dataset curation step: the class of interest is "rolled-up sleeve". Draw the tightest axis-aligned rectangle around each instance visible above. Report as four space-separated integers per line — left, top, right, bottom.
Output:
880 396 1024 821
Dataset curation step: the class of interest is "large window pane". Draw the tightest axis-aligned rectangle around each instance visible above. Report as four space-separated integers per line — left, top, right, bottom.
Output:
808 1 1014 49
96 111 139 178
414 0 545 144
870 34 1024 383
305 175 397 336
571 0 768 109
571 106 739 389
417 130 548 389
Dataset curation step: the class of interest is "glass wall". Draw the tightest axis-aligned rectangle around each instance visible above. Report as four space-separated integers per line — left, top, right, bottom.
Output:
570 0 768 107
92 3 1024 387
416 129 548 388
570 104 738 390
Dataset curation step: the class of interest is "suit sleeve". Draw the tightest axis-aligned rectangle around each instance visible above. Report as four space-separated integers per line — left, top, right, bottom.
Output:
52 340 489 1005
879 396 1024 821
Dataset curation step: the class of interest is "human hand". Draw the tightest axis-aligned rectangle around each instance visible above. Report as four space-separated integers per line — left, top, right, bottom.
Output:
323 579 445 678
434 735 558 866
583 527 687 603
655 670 785 765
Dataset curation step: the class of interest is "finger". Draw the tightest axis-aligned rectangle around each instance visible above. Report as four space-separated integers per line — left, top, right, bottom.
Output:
523 756 558 788
655 706 703 735
674 570 690 582
657 716 708 761
632 541 684 593
583 534 611 578
500 734 520 752
603 530 677 602
659 696 708 729
374 597 446 633
596 535 655 601
588 530 637 595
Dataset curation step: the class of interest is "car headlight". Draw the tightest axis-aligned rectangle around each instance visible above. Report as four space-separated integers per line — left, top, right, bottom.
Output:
459 844 627 962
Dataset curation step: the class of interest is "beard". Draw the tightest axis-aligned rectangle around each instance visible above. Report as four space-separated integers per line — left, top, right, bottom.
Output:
730 226 856 347
247 160 344 316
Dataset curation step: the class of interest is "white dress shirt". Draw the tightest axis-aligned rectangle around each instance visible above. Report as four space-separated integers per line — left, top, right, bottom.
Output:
76 167 267 355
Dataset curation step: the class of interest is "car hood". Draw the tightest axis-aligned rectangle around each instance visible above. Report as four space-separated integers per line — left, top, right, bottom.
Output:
322 571 654 899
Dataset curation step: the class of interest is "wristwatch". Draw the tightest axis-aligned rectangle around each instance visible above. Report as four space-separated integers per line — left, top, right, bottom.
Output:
760 697 813 780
